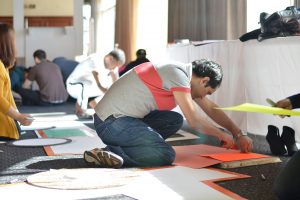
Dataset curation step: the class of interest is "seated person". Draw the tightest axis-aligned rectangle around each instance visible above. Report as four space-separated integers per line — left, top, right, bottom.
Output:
52 57 79 86
273 94 300 200
119 49 149 77
83 59 253 168
17 49 68 105
66 48 125 117
9 65 26 92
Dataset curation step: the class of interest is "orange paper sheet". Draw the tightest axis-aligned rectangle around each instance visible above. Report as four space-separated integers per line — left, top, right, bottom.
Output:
173 144 238 168
174 150 221 168
201 152 270 162
173 144 270 167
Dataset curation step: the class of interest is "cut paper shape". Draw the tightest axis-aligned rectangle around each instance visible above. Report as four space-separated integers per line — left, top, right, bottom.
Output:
0 166 249 200
216 103 300 116
201 152 270 162
27 168 141 190
174 151 221 168
36 126 106 156
166 129 199 142
6 138 71 147
77 194 137 200
174 144 239 155
21 125 56 131
173 144 239 168
43 129 87 138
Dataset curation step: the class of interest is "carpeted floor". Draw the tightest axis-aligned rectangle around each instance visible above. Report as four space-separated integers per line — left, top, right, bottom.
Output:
0 102 290 200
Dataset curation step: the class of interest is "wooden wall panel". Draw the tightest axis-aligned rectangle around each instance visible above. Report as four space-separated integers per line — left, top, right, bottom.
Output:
0 16 73 27
0 17 13 26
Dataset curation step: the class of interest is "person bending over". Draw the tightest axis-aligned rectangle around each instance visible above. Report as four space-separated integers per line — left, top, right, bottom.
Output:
84 59 253 168
66 48 125 117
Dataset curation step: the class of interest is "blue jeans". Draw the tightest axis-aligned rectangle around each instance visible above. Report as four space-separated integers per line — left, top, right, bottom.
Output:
93 110 183 167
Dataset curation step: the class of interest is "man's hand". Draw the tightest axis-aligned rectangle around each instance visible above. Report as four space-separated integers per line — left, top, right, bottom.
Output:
75 102 84 116
92 71 99 81
275 98 292 118
236 136 253 153
219 131 235 149
275 98 292 110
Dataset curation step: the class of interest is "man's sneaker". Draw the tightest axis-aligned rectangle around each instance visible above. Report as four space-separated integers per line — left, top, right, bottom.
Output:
84 148 123 168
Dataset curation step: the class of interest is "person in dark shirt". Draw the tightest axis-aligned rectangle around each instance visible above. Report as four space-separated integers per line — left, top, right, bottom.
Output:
273 93 300 200
119 49 149 77
52 57 79 86
18 50 68 105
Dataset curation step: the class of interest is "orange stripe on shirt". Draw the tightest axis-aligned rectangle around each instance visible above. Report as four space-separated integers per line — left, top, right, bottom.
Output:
134 62 190 110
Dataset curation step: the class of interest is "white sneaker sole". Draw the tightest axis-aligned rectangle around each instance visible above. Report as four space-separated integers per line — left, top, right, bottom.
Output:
84 150 123 168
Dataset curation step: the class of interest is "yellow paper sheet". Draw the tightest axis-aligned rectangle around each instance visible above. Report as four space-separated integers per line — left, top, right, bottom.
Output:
216 103 300 116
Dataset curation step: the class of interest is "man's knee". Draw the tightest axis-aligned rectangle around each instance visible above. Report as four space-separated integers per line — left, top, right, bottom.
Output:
163 146 176 165
141 145 175 167
171 112 184 127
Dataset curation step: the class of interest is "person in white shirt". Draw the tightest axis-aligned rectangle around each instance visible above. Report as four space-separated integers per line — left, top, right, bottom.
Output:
66 48 125 117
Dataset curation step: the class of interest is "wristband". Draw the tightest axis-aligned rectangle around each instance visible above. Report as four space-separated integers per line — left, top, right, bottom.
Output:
235 130 247 139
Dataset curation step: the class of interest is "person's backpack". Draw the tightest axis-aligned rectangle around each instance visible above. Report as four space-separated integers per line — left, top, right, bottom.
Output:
258 6 300 41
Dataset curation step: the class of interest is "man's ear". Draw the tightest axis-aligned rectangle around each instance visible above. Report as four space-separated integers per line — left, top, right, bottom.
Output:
201 77 210 86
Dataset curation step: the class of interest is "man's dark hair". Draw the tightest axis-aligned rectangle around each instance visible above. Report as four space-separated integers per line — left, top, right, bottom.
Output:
33 49 47 60
192 59 223 89
136 49 146 58
108 48 126 65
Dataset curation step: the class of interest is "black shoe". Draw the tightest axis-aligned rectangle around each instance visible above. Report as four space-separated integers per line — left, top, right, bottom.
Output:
281 126 298 156
266 125 287 155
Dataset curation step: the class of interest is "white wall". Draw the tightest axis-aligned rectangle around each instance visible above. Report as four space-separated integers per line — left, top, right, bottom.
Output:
136 0 168 63
13 0 25 60
1 0 81 67
0 0 12 16
25 27 76 66
95 0 116 60
247 0 294 31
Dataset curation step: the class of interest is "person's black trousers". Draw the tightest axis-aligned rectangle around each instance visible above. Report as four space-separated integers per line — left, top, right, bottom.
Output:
274 150 300 200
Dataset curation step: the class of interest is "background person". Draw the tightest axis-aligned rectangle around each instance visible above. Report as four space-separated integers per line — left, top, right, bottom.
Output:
66 48 126 117
0 23 32 140
18 49 68 105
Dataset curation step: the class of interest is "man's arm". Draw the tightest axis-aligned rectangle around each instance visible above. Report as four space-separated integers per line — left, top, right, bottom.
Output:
276 93 300 110
22 79 32 89
109 70 118 83
173 91 234 148
194 97 253 152
92 71 108 93
7 106 32 126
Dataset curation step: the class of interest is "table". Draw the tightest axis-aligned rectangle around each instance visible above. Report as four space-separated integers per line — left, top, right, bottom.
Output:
166 37 300 141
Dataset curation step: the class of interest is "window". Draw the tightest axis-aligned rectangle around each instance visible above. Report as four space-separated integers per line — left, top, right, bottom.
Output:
136 0 168 63
83 3 92 55
96 0 116 59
